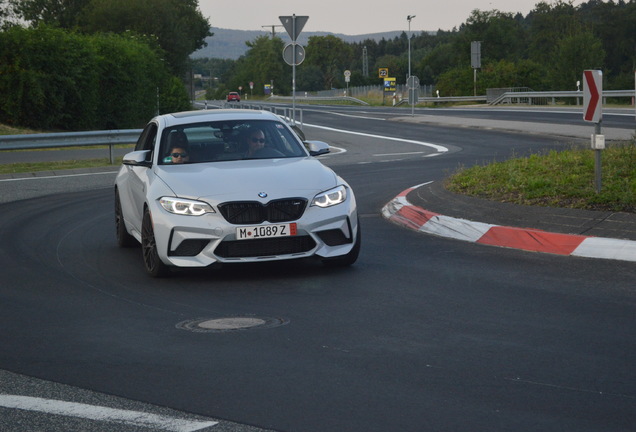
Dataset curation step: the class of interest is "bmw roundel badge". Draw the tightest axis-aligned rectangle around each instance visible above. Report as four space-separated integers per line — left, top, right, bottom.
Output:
258 192 268 198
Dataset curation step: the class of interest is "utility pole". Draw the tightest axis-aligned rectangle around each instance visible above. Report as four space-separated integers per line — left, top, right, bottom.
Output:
262 25 283 38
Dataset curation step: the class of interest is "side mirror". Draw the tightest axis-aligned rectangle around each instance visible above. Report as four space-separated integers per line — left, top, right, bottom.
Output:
305 140 330 157
290 124 306 141
122 150 152 167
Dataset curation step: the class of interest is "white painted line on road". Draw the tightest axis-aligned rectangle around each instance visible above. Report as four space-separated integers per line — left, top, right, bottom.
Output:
304 122 449 153
0 171 117 182
0 395 218 432
373 151 425 157
321 110 386 121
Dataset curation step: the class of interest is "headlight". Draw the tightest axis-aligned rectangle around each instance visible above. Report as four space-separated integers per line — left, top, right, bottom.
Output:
312 185 347 208
159 197 215 216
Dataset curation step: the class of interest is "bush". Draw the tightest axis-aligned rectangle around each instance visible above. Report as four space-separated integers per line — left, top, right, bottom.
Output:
0 26 99 130
0 26 188 130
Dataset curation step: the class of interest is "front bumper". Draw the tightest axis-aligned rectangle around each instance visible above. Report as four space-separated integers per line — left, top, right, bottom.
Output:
148 198 358 267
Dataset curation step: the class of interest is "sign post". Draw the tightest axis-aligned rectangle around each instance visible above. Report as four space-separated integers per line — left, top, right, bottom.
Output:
378 68 389 104
407 75 419 116
280 15 308 124
583 69 603 193
344 70 351 96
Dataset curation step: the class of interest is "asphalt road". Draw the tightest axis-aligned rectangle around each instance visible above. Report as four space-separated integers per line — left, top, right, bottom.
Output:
0 106 635 432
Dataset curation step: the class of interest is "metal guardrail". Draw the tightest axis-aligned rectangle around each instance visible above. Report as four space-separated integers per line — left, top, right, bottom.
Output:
0 130 142 164
416 95 488 104
220 102 305 128
2 88 633 164
269 95 369 105
412 90 634 105
490 90 635 105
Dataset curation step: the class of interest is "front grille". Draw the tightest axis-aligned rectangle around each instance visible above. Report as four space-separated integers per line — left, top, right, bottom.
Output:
214 236 316 258
218 198 307 224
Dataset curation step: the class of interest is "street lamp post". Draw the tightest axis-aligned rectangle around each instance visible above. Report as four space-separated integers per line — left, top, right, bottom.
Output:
407 15 416 116
407 15 415 79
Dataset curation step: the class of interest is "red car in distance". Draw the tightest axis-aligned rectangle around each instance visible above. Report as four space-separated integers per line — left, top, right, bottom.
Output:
226 92 241 102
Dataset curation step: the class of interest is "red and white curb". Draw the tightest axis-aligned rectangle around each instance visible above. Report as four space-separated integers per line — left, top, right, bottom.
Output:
382 184 636 263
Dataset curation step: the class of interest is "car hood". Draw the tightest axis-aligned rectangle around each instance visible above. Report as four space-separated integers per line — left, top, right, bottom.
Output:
154 157 339 202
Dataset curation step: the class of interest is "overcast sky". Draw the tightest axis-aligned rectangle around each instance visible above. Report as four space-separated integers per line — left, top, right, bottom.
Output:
200 0 586 35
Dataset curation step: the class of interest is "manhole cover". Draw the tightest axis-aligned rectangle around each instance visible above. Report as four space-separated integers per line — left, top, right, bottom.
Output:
177 316 288 333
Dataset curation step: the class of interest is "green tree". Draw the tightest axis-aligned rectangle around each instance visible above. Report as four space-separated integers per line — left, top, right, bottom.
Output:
225 36 288 96
11 0 211 76
436 59 548 96
91 32 188 128
526 1 579 64
0 26 184 130
12 0 89 28
305 35 353 89
0 25 99 129
374 55 405 84
548 29 605 90
297 64 324 92
79 0 211 76
578 0 636 87
457 9 527 63
418 42 459 84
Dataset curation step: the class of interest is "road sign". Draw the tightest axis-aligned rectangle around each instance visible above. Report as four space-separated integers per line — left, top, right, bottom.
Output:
378 68 388 78
583 70 602 123
384 77 396 92
282 43 305 66
344 70 351 78
471 41 481 69
279 15 308 42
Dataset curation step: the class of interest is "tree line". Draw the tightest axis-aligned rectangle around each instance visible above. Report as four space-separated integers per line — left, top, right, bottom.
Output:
0 0 634 130
0 0 210 130
195 0 635 98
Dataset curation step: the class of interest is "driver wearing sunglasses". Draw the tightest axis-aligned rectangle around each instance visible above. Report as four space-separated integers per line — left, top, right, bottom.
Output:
169 146 190 164
244 128 266 158
165 130 190 164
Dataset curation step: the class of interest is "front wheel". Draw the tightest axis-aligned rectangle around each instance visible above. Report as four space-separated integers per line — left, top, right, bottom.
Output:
141 208 170 277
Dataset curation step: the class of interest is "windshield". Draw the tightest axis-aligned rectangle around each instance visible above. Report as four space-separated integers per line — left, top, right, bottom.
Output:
159 119 307 165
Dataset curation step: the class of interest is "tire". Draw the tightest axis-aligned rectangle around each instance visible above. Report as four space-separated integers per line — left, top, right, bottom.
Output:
322 220 361 267
115 189 136 248
141 208 170 277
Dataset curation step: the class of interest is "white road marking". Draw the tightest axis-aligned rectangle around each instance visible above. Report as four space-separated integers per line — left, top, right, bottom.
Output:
0 395 218 432
373 151 425 157
321 110 386 121
304 122 449 153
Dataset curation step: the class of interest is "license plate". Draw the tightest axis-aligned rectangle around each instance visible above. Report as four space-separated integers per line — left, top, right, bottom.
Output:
236 223 297 240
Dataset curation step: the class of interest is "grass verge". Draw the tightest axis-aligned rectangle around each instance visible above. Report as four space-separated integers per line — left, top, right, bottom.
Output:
0 158 122 175
446 140 636 213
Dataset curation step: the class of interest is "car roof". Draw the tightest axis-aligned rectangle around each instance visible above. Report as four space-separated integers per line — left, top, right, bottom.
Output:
157 109 280 128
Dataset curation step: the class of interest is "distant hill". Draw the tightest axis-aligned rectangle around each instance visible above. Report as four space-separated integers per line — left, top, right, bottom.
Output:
191 27 423 60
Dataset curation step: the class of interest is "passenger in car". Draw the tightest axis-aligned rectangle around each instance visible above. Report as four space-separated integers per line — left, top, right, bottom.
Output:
242 128 266 158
